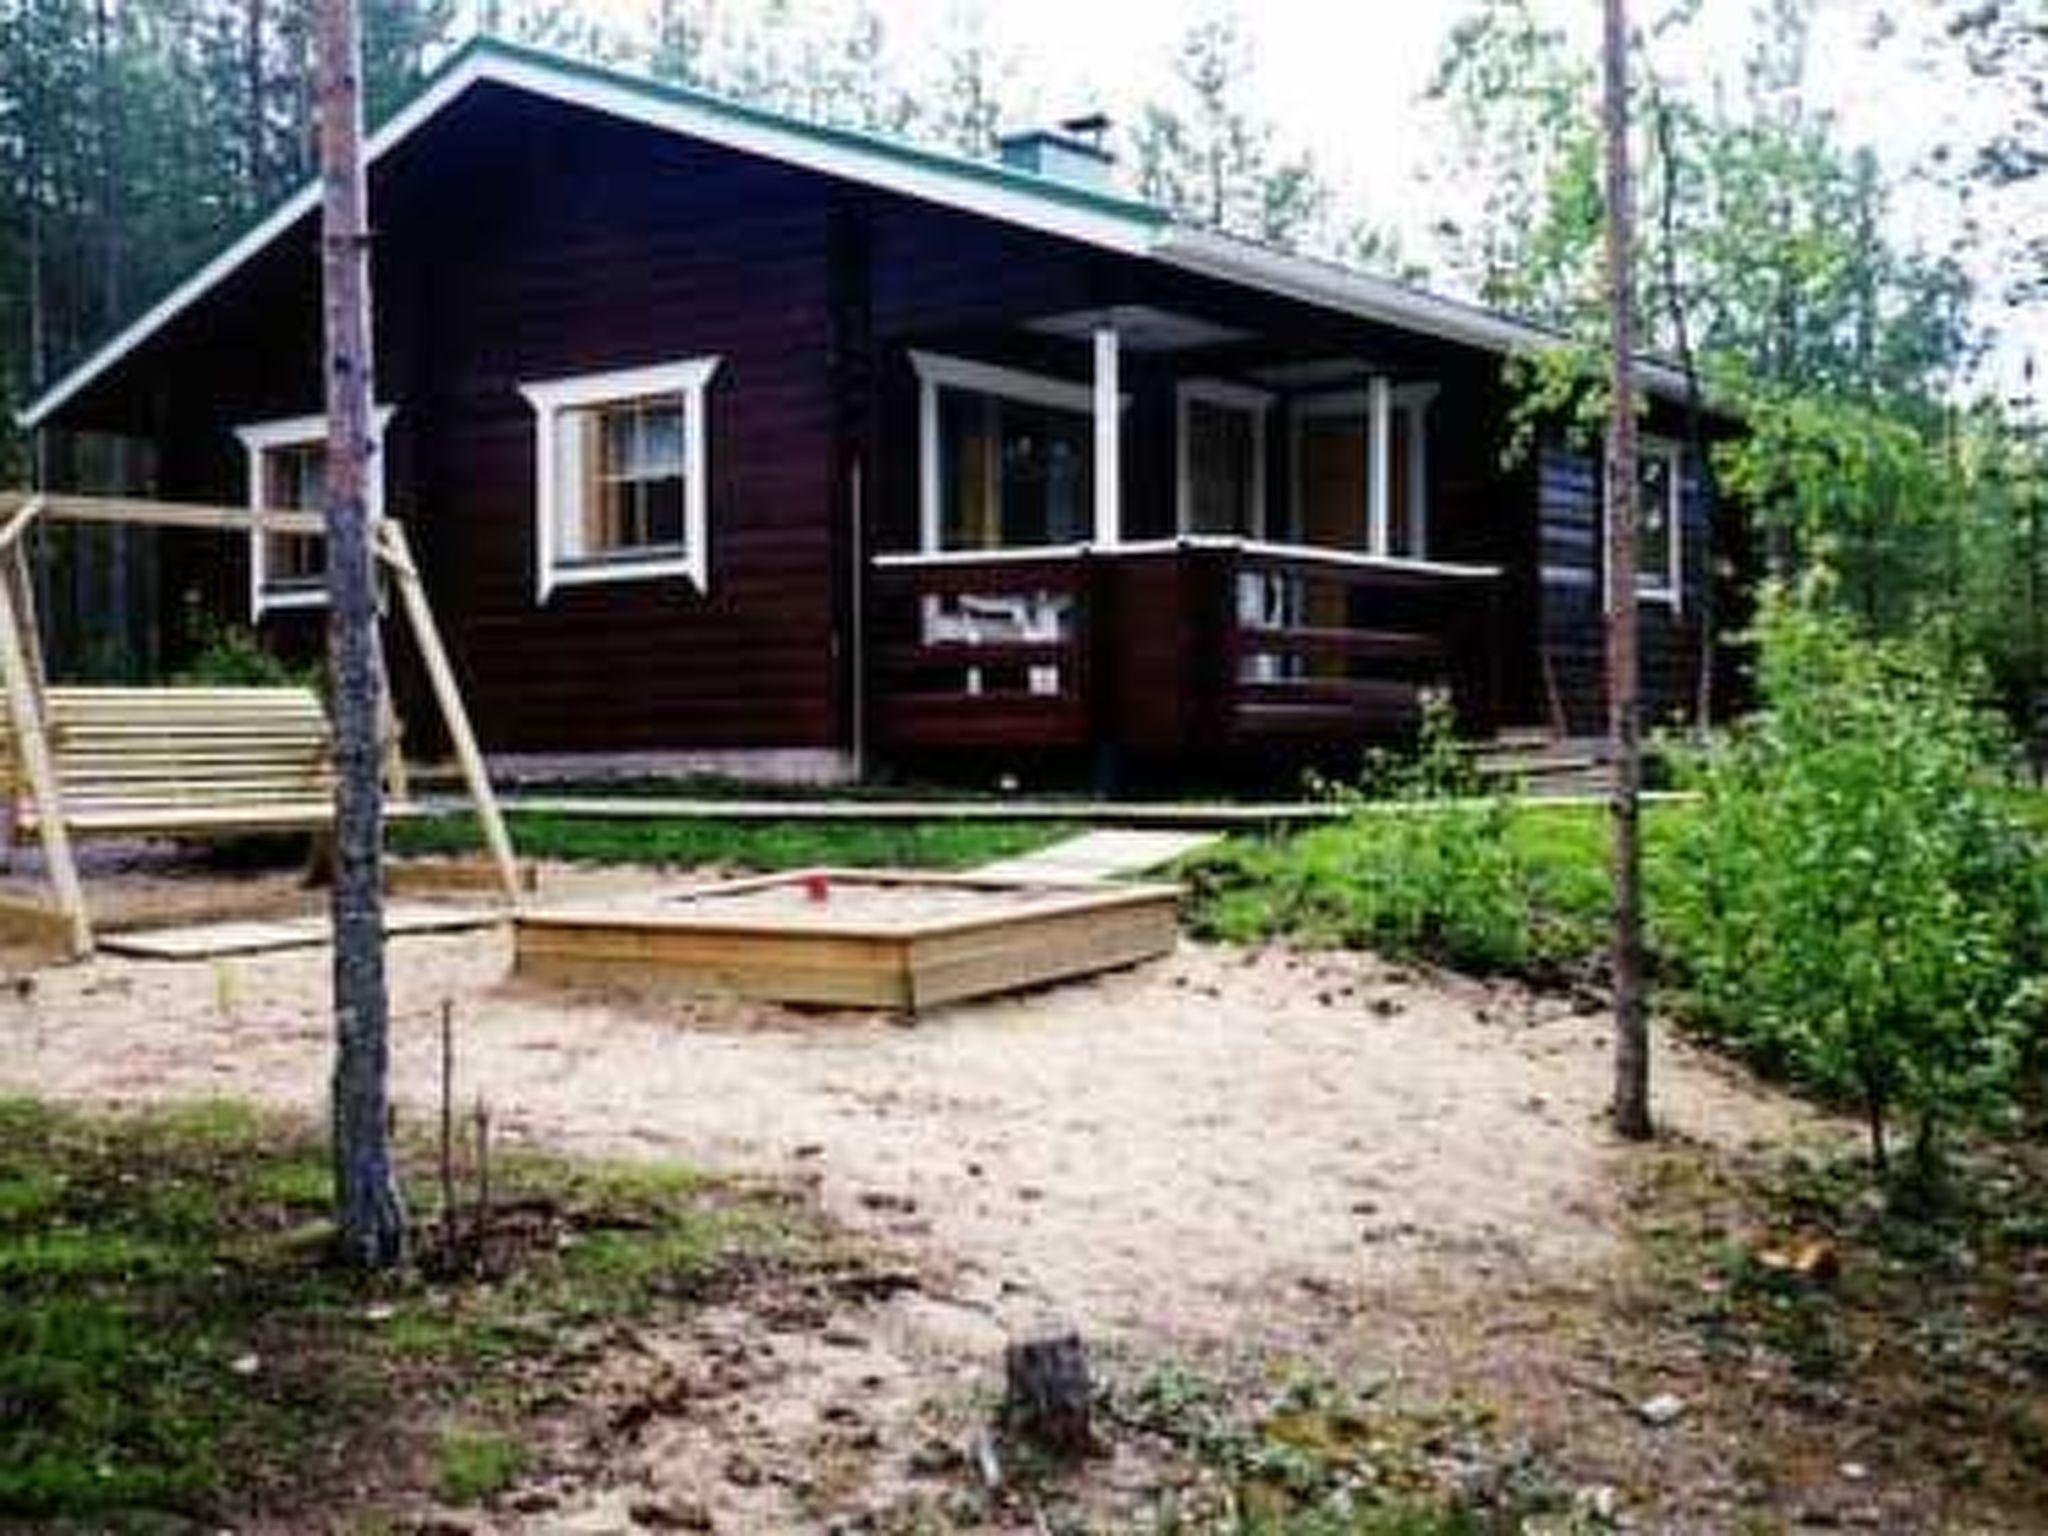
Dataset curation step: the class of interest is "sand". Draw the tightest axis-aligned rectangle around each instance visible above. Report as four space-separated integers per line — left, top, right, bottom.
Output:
0 916 1813 1344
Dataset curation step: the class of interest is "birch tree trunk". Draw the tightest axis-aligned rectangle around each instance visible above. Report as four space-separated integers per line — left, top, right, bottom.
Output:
317 0 405 1268
1604 0 1652 1141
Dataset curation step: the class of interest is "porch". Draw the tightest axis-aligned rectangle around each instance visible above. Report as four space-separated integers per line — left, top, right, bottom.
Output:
866 537 1504 775
861 303 1510 774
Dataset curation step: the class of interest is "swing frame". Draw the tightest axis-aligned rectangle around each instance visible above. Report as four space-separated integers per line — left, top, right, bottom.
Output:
0 489 522 957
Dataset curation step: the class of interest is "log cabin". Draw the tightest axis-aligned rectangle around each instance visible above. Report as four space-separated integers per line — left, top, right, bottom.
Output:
17 37 1747 789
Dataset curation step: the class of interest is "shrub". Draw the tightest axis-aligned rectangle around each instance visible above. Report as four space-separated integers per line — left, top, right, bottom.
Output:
170 594 317 688
1662 592 2048 1176
1186 701 1605 976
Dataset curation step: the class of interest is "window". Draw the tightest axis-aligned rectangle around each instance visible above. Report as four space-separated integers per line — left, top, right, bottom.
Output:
1178 381 1270 537
520 358 719 600
236 409 393 617
1606 436 1683 607
1289 383 1434 558
914 351 1112 552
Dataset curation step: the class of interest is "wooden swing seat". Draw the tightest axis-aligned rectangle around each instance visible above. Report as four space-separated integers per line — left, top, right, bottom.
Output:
1 685 417 840
0 492 521 955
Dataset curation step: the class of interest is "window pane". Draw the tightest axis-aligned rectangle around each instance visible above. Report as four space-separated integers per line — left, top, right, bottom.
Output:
1000 399 1091 546
1297 415 1368 551
262 442 327 590
638 403 686 476
1188 400 1257 536
557 395 690 566
938 387 1093 550
1388 408 1419 558
939 391 999 550
1636 451 1676 592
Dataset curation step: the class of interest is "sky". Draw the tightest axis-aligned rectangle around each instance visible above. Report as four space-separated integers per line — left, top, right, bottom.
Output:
551 0 2047 402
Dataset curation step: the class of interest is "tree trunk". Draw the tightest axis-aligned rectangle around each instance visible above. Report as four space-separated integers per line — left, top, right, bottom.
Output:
246 0 268 207
1604 0 1652 1142
317 0 405 1270
1651 98 1716 732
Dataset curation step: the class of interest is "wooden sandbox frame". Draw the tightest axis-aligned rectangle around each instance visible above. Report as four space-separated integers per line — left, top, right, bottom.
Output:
515 868 1180 1012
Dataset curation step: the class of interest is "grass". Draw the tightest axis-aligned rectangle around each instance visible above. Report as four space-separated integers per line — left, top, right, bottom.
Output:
0 1096 815 1528
1181 798 1698 980
434 1428 527 1505
1105 1363 1576 1533
392 809 1074 871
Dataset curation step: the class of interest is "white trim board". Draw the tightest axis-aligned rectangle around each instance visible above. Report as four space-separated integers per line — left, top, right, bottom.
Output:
21 40 1710 431
520 356 720 602
910 349 1127 555
235 405 395 618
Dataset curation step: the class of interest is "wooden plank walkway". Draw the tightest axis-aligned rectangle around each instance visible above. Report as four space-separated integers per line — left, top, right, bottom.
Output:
101 902 502 961
466 790 1690 828
487 795 1343 828
975 829 1220 883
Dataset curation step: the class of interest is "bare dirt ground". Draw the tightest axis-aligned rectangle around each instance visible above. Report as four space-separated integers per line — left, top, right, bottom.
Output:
0 861 2015 1532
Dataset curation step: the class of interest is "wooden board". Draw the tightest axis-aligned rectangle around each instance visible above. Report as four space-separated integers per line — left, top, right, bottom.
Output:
100 903 502 960
973 829 1220 882
514 868 1178 1012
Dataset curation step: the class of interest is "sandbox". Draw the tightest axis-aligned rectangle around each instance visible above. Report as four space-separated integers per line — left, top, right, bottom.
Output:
513 868 1180 1011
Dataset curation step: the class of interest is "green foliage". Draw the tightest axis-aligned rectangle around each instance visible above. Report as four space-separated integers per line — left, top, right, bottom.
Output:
171 618 317 689
0 1095 806 1525
433 1430 526 1506
1188 709 1620 977
1130 12 1336 252
1660 593 2048 1171
1117 1363 1573 1534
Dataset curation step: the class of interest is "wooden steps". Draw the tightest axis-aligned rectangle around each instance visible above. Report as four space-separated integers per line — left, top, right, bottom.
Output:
1470 732 1613 796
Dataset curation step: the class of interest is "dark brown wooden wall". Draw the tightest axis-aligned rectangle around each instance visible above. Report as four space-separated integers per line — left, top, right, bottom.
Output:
1536 432 1718 735
56 86 843 758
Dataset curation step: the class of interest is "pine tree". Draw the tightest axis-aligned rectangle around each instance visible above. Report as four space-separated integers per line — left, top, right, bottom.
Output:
316 0 406 1271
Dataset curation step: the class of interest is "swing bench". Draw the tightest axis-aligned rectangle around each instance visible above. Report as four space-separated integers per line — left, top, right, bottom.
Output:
1 684 374 838
0 492 520 957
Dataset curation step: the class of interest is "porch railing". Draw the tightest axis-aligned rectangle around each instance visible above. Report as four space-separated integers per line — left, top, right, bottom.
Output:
867 538 1501 759
867 549 1093 750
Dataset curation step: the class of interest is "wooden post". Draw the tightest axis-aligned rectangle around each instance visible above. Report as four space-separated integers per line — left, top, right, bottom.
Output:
1603 0 1652 1141
378 520 522 908
1093 325 1120 547
0 536 89 958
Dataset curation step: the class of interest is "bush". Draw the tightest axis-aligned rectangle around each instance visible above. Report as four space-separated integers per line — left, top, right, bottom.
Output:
172 620 314 688
1662 592 2048 1175
1186 702 1607 976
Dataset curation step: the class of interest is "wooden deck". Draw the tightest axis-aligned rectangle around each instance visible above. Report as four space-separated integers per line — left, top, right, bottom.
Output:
866 538 1502 769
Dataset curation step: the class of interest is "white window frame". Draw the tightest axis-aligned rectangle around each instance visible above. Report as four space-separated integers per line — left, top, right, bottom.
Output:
1604 433 1684 611
519 357 720 603
1286 381 1437 556
910 349 1127 554
236 406 395 619
1176 379 1271 537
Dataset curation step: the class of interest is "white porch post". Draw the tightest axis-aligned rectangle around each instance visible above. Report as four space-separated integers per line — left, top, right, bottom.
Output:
1368 374 1392 555
1093 325 1121 547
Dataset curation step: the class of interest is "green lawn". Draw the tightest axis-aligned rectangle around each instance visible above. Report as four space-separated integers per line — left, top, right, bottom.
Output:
392 809 1075 871
1181 798 1698 979
0 1097 813 1528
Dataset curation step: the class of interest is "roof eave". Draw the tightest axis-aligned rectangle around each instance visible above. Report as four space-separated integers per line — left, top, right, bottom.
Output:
1153 226 1700 405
